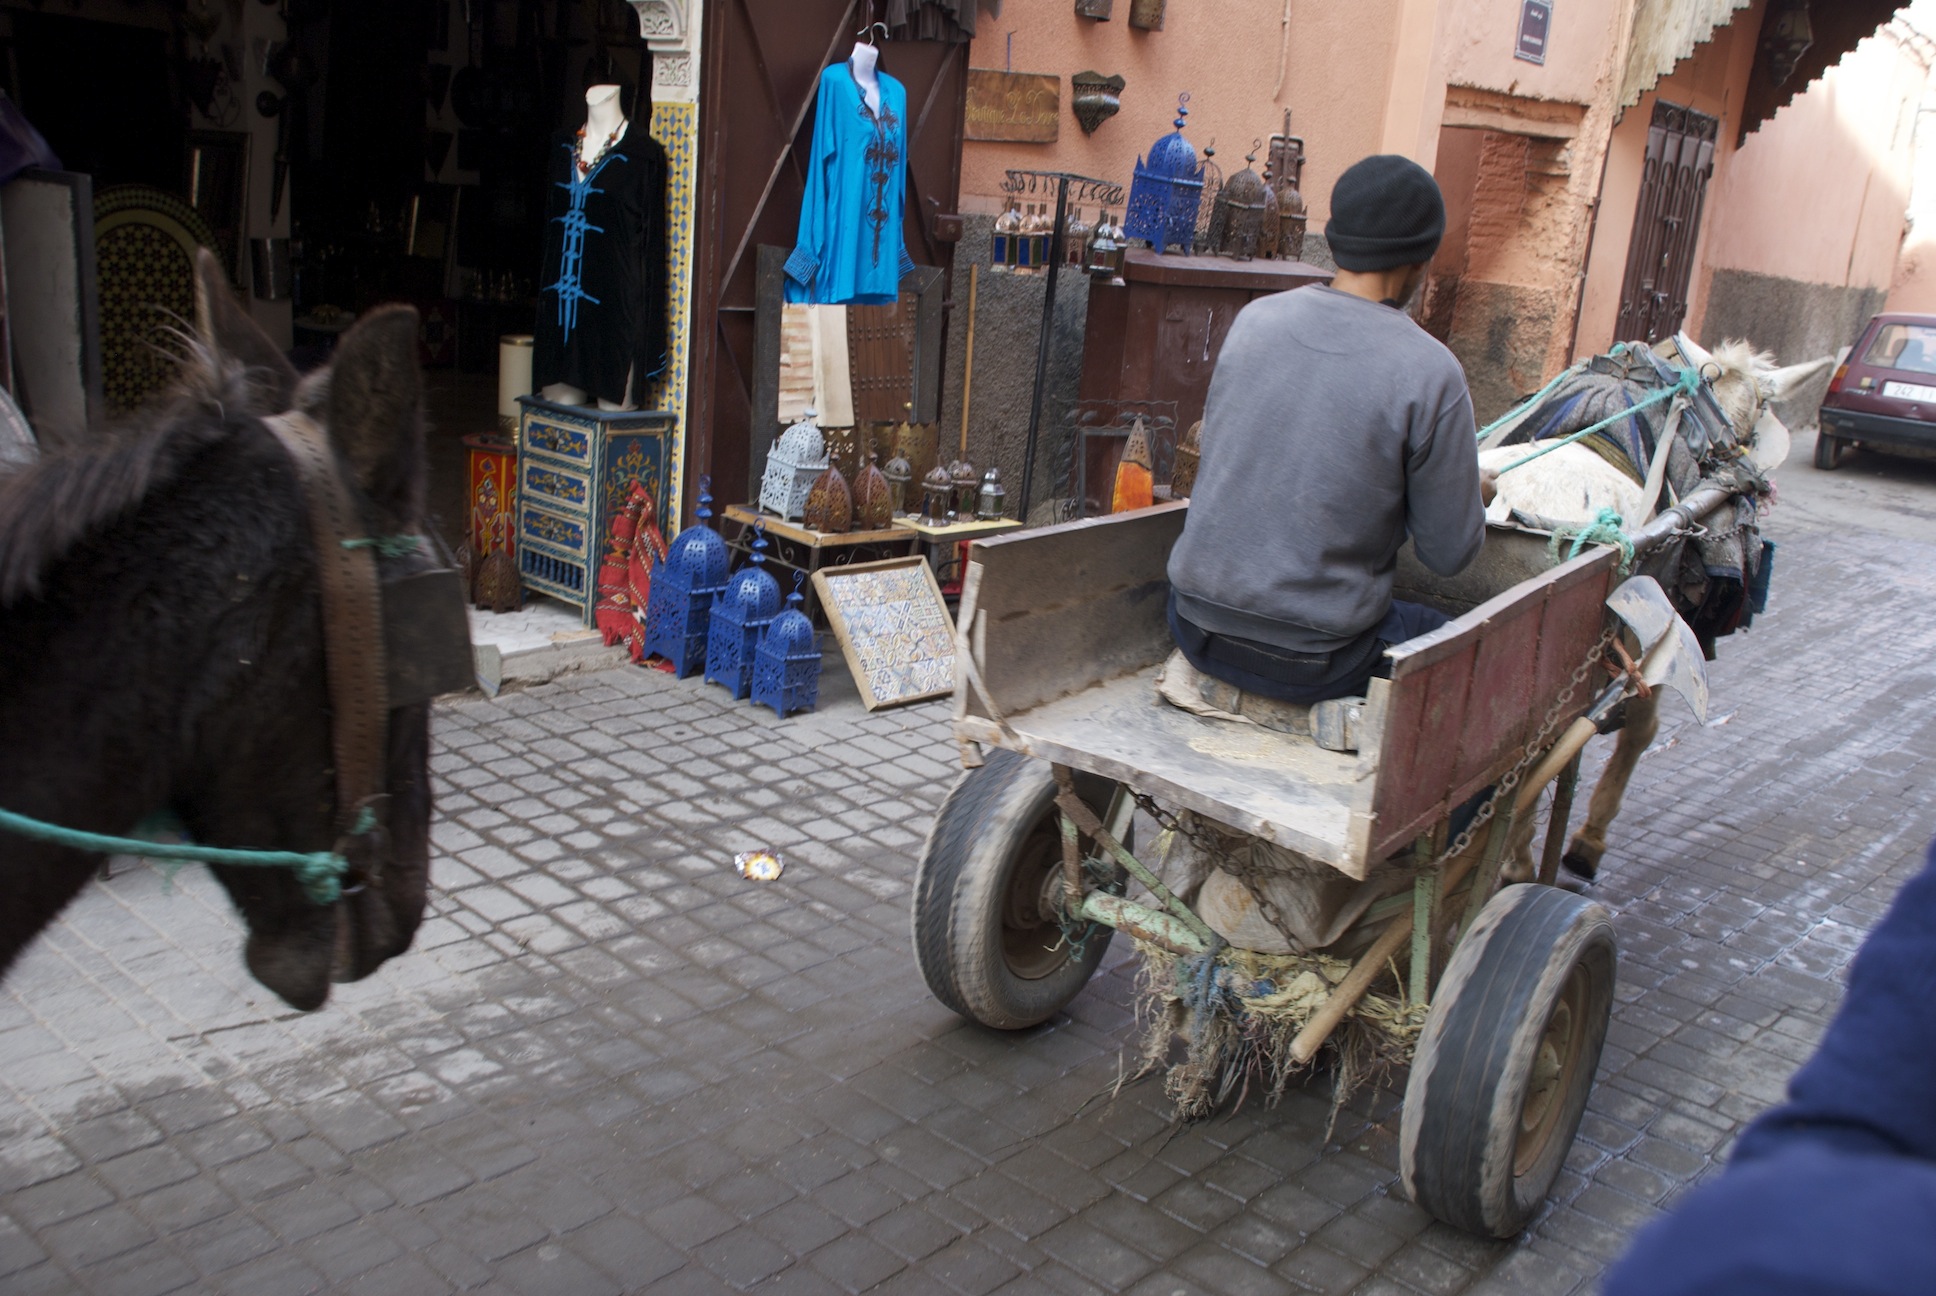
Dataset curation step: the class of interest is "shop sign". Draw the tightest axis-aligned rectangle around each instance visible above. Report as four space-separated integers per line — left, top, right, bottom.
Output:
1516 0 1551 65
965 70 1061 144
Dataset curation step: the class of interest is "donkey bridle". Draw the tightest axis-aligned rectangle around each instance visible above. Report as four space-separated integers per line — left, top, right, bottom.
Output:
265 411 393 891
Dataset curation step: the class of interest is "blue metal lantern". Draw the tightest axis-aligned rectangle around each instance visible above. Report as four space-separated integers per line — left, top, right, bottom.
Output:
704 523 782 700
752 576 822 719
644 478 730 677
1124 93 1204 256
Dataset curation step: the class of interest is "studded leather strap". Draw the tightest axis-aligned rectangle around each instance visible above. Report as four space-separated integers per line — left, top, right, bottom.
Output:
264 412 390 842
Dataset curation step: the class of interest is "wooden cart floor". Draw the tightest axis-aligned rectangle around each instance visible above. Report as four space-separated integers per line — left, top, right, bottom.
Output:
967 663 1364 870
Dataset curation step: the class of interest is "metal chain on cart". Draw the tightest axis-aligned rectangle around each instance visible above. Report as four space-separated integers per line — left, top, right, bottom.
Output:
1409 623 1618 878
1128 623 1621 952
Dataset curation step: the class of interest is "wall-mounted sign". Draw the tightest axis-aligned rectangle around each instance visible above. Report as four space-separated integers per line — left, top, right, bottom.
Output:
1516 0 1551 65
966 70 1061 143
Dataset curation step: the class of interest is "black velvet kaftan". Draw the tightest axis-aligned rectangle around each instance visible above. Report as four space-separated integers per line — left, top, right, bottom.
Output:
533 121 669 406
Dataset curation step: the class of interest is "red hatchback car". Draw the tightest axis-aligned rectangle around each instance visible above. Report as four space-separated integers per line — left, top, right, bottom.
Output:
1817 312 1936 468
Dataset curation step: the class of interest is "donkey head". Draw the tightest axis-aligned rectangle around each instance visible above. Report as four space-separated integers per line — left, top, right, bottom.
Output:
1671 335 1836 468
188 252 433 1009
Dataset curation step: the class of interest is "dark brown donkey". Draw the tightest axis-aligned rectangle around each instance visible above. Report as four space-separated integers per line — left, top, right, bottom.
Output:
0 252 432 1009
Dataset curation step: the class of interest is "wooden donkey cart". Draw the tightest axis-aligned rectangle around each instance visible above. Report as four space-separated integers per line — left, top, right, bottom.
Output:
912 487 1733 1237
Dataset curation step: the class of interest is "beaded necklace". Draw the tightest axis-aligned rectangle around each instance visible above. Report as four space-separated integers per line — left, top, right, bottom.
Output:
575 120 625 176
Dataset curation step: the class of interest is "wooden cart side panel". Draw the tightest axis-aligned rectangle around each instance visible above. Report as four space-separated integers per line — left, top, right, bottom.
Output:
1365 548 1616 862
959 503 1189 722
1450 602 1544 784
1370 639 1476 838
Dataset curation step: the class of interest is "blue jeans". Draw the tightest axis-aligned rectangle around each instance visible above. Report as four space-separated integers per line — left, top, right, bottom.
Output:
1168 593 1450 704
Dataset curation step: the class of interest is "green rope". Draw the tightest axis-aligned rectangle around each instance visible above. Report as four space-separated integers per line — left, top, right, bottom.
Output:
1476 364 1577 441
0 805 351 905
1494 367 1700 476
341 535 424 558
1548 505 1635 575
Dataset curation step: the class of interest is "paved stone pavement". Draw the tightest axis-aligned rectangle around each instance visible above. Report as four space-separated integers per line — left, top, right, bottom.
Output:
6 434 1936 1296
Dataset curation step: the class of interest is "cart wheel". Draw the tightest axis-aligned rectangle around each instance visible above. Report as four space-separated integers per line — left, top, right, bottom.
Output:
912 749 1122 1030
1813 430 1845 470
1400 884 1615 1237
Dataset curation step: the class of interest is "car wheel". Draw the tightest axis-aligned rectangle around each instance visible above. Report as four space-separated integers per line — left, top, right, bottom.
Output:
1813 429 1845 470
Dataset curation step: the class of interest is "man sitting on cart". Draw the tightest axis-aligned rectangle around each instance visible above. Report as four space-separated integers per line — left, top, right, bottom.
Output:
1167 154 1495 706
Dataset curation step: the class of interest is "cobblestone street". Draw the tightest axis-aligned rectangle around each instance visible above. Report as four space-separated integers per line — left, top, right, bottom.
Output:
5 433 1935 1296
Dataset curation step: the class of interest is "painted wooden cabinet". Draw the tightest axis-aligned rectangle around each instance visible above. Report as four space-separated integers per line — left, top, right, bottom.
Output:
515 397 678 625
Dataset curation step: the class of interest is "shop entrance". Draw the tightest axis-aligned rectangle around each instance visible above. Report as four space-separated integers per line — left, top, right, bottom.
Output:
689 0 967 511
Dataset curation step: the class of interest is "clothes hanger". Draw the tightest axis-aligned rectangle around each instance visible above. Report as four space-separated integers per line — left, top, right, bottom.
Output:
856 20 889 44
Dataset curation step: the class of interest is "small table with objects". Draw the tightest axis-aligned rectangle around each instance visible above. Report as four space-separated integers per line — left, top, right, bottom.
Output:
892 515 1026 590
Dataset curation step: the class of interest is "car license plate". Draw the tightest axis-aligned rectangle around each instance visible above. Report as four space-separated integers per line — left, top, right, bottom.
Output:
1882 380 1936 402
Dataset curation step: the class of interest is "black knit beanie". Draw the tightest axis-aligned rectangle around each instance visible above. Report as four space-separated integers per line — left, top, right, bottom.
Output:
1324 155 1446 272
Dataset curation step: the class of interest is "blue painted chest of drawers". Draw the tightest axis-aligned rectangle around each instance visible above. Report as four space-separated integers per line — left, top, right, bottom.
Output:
515 397 678 625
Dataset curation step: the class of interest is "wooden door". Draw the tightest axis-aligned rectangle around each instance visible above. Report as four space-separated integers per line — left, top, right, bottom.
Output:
1615 101 1717 344
691 1 967 513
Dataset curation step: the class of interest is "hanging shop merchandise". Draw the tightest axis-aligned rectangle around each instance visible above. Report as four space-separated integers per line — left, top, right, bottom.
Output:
534 79 671 408
784 34 916 307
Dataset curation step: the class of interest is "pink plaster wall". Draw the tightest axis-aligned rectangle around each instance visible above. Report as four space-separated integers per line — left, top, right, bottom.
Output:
1439 0 1624 108
957 1 1399 223
1699 25 1921 307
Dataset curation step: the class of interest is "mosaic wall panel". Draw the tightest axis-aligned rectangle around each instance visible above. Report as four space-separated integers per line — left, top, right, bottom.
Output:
644 102 698 528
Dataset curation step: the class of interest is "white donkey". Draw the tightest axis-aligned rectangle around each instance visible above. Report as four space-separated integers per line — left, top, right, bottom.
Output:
1478 335 1830 882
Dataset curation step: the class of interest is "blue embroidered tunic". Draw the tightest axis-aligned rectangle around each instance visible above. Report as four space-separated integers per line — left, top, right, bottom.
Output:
785 62 917 306
534 123 669 406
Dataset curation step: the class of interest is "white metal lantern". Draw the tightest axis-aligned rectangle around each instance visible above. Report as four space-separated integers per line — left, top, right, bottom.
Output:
759 408 830 521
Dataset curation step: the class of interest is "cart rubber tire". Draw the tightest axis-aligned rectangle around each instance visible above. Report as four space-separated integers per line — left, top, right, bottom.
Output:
912 749 1120 1030
1814 430 1845 470
1400 884 1616 1237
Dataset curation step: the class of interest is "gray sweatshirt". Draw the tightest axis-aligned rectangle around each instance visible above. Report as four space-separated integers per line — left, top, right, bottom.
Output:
1168 285 1483 654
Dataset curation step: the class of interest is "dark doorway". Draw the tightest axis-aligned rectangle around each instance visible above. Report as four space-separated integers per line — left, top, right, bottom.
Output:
1616 100 1718 343
690 0 967 511
11 13 181 192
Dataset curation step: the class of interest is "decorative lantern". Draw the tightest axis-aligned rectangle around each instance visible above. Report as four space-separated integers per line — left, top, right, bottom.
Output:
1064 207 1091 266
803 462 853 533
882 444 913 514
918 465 953 525
853 451 893 530
975 467 1007 520
1086 209 1127 280
704 524 782 700
1208 144 1277 261
644 479 731 677
751 576 822 719
991 198 1023 272
1760 0 1814 85
1193 141 1224 255
948 455 979 519
759 408 829 520
1268 114 1309 261
1070 71 1125 134
1128 0 1165 30
1026 206 1053 272
1172 419 1203 497
1124 95 1204 256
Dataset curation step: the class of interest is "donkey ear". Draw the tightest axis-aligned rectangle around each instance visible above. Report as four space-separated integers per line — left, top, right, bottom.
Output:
1764 355 1836 404
193 249 298 410
325 305 425 532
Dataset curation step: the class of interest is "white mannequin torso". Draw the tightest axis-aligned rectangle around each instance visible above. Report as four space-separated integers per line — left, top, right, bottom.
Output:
848 44 882 116
579 84 630 170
